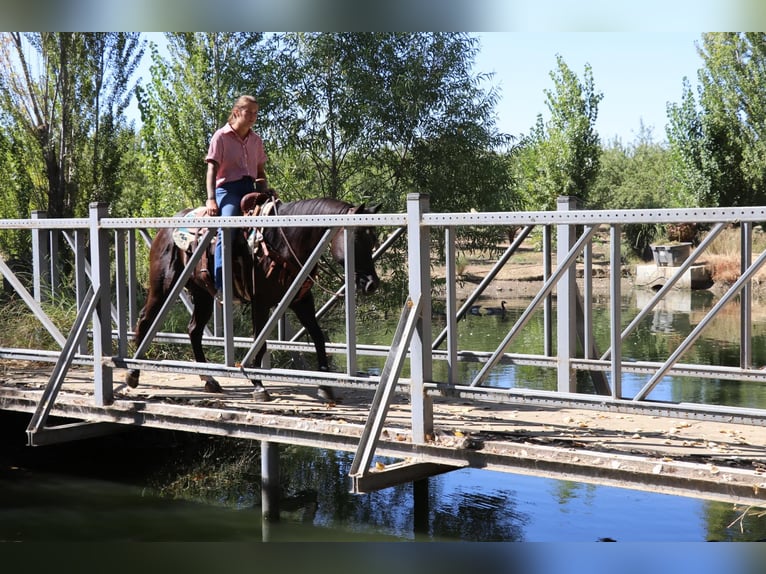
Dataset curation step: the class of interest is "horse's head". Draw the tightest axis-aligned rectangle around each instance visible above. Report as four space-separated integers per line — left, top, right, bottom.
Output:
332 202 381 295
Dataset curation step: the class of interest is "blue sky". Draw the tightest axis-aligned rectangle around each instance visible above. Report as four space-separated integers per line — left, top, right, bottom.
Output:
472 32 705 144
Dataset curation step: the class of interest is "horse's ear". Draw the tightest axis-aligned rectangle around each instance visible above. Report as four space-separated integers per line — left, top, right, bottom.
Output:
364 202 382 214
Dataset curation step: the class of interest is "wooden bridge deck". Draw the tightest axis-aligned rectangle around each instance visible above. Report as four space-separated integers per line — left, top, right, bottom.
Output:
1 359 766 507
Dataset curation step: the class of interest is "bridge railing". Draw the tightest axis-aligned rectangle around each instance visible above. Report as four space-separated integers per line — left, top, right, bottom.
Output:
3 197 766 448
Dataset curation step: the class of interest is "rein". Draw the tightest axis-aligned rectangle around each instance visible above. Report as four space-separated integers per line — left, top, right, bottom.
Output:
254 200 352 299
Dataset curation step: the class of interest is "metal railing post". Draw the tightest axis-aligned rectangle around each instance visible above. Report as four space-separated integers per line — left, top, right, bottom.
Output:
610 224 622 398
31 210 49 303
74 229 88 354
543 225 553 356
115 230 129 357
741 222 753 368
88 202 114 405
407 193 433 442
556 197 578 392
344 228 358 376
444 227 458 384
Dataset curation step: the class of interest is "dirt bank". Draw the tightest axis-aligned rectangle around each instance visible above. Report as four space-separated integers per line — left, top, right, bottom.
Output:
441 256 766 305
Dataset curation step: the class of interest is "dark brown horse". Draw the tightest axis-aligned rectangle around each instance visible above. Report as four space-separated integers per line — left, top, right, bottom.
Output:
126 196 380 402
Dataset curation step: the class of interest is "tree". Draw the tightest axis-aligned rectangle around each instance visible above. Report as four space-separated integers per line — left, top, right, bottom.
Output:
0 33 144 219
262 33 515 215
136 33 265 214
591 125 681 257
667 33 766 208
514 55 602 211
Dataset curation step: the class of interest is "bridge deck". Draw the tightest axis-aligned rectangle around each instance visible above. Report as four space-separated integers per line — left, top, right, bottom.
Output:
1 359 765 507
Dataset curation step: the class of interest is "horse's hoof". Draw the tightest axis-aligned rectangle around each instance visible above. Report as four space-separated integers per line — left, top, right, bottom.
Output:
126 372 140 388
317 385 338 404
252 388 272 402
204 379 223 393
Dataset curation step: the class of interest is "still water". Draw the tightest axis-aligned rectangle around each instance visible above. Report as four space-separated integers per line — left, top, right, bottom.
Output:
2 288 766 542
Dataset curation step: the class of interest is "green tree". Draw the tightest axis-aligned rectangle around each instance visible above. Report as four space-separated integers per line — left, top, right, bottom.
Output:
592 125 681 257
136 32 265 215
666 79 713 207
262 33 514 214
514 55 602 211
0 32 144 219
667 33 766 208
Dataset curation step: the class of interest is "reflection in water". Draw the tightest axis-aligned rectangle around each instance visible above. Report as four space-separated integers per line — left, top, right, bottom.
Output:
353 289 766 408
1 411 766 541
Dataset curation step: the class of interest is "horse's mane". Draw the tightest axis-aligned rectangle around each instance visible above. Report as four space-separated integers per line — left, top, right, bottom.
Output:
264 197 356 258
276 197 354 217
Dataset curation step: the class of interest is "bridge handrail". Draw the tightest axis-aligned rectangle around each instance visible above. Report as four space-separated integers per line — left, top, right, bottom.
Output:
3 197 766 453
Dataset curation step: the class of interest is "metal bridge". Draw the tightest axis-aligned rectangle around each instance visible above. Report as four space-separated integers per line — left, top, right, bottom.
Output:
2 194 766 508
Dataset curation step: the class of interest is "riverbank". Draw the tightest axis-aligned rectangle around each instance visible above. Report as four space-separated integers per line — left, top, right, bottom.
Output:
444 241 766 304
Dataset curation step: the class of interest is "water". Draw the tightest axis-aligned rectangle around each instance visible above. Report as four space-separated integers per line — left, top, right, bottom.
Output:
2 288 766 543
2 429 764 542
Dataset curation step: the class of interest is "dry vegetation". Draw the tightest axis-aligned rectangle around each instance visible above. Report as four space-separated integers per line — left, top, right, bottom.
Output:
441 224 766 302
701 225 766 287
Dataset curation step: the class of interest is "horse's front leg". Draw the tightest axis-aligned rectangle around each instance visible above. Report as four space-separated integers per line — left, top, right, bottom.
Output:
189 288 222 393
290 293 336 403
249 303 272 402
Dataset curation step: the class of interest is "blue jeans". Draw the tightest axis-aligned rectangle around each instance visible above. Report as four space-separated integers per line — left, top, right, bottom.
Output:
214 178 253 291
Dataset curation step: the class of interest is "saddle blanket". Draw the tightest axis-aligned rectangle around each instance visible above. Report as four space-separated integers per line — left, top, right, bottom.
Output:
171 197 279 252
172 207 209 251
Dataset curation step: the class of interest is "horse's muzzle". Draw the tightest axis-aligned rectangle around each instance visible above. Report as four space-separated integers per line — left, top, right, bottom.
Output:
356 273 379 294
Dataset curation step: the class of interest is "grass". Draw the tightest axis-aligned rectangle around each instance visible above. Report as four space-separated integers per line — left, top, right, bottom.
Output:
701 225 766 285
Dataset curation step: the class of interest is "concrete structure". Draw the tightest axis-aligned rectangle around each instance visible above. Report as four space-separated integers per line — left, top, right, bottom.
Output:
635 263 713 290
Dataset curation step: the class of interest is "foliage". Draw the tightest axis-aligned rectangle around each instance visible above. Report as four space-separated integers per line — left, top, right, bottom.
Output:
136 33 266 215
255 33 518 308
512 55 602 212
591 126 683 257
261 33 515 214
667 33 766 208
0 33 144 220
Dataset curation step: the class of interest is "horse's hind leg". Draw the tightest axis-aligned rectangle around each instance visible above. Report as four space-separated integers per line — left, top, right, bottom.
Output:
127 284 165 388
290 293 336 403
127 229 178 389
188 287 222 393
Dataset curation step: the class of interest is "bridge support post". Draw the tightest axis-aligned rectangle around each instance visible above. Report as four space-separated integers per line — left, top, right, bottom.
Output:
89 202 114 406
261 440 280 524
556 197 578 393
406 193 433 443
741 222 753 368
413 478 430 535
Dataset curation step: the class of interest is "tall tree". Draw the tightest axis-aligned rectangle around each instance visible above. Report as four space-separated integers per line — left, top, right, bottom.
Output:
591 126 681 256
137 32 265 214
0 32 144 219
514 55 602 211
262 33 514 214
667 33 766 207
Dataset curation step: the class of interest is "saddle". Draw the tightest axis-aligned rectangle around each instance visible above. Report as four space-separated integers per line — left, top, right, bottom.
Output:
170 192 279 253
169 192 283 301
241 191 313 301
171 206 209 252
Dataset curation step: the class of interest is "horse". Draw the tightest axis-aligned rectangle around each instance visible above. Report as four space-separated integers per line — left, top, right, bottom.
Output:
126 195 381 402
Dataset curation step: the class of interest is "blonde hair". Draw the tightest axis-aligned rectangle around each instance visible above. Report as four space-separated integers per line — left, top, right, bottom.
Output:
228 95 259 123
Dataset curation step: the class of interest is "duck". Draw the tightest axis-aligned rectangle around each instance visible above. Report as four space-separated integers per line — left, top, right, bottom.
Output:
484 301 507 317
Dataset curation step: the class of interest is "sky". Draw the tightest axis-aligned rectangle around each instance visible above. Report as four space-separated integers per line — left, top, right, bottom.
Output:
472 32 704 144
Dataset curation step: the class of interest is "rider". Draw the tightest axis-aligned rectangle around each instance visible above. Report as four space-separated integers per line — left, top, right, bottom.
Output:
204 95 268 299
